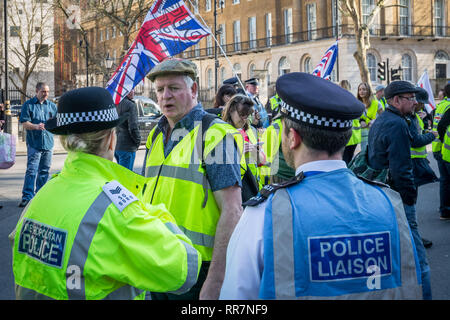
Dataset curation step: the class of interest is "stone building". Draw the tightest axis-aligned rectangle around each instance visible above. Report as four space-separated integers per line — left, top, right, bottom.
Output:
186 0 450 105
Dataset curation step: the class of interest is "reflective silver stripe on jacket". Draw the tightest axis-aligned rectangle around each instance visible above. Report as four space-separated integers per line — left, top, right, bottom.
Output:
146 165 210 187
269 185 422 300
410 149 427 157
178 225 215 248
164 222 200 294
66 191 143 300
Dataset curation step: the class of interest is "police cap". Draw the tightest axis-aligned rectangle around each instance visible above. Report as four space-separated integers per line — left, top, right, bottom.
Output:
244 78 259 86
46 87 127 135
223 77 239 85
147 58 198 82
275 72 364 131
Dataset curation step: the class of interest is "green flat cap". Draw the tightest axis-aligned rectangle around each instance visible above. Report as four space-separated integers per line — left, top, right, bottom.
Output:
148 58 198 81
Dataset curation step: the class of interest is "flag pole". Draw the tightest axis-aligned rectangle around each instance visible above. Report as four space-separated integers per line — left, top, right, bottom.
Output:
186 0 246 92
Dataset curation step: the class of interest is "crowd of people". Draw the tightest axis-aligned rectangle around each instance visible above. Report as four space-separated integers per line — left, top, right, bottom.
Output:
7 56 450 300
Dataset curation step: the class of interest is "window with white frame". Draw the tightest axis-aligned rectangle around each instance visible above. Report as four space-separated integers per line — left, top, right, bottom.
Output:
307 3 317 40
233 20 241 51
249 16 257 49
249 63 256 78
265 13 272 46
233 63 242 79
401 54 413 81
303 57 312 73
206 0 211 12
435 50 448 79
332 0 342 37
399 0 411 36
362 0 377 34
367 53 377 83
266 61 272 85
207 68 213 88
279 57 290 76
219 24 226 46
220 67 226 84
434 0 445 36
232 0 239 4
284 8 293 43
206 36 213 55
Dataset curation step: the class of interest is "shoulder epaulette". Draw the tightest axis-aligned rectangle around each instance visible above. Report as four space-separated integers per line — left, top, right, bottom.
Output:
356 174 390 189
243 172 305 207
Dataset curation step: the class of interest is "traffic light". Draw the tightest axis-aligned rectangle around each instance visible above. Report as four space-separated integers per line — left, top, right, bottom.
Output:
377 62 386 81
390 67 402 81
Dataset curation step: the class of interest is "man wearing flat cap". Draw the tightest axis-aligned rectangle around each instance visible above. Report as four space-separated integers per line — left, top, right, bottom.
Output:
367 80 432 299
143 58 243 300
220 73 422 300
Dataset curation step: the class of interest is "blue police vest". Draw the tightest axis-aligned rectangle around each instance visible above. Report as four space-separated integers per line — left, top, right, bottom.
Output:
260 169 422 299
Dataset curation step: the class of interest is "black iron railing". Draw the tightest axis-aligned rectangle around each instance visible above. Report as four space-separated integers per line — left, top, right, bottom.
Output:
183 24 450 60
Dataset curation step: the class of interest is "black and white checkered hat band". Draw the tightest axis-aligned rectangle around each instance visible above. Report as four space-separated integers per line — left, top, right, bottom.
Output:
280 100 353 129
56 106 118 126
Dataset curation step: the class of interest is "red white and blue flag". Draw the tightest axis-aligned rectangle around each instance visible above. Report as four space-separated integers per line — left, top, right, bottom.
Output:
417 70 436 113
106 0 210 104
312 41 338 80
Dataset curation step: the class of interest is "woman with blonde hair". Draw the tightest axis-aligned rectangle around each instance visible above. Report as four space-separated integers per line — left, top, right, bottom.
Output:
357 82 380 152
222 94 266 200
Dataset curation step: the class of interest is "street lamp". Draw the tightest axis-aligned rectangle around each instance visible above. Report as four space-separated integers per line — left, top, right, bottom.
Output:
103 53 114 86
3 0 11 134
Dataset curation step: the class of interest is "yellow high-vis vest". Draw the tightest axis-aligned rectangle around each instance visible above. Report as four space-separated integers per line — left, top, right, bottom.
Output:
411 113 428 159
12 152 200 300
432 98 450 153
143 119 244 261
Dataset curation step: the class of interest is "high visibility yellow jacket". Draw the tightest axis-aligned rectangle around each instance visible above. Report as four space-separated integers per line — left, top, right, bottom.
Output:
259 119 282 185
143 119 244 261
432 98 450 153
346 119 362 146
442 119 450 163
411 113 427 159
12 152 201 300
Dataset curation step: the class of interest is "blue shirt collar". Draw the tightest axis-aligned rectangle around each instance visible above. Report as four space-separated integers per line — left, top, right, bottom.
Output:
157 103 205 134
295 160 347 176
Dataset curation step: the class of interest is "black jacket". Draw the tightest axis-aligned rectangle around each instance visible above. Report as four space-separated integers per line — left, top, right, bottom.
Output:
368 105 417 205
115 97 141 152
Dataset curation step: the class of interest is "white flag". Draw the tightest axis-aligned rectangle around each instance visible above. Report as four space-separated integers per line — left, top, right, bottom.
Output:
417 70 436 113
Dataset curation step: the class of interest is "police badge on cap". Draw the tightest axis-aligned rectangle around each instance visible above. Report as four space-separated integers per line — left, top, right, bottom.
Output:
46 87 127 135
275 73 364 131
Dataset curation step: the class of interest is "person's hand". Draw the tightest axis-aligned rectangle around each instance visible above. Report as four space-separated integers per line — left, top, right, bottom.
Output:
432 131 439 138
243 142 257 154
418 111 427 119
360 120 368 128
36 123 45 130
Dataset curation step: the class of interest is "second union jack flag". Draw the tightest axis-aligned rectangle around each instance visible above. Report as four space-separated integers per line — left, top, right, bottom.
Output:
312 41 338 80
106 0 210 104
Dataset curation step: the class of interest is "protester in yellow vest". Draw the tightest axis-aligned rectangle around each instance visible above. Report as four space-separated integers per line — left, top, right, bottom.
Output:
10 87 201 300
375 85 387 113
340 80 361 164
436 86 450 220
357 83 380 152
143 58 243 300
222 94 266 194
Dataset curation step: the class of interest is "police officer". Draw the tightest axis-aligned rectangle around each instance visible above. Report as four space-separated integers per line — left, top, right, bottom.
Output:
143 58 243 300
10 87 201 300
245 78 269 128
437 99 450 220
220 73 422 299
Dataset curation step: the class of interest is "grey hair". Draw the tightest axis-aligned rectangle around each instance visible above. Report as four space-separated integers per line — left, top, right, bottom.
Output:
183 75 198 99
59 128 114 156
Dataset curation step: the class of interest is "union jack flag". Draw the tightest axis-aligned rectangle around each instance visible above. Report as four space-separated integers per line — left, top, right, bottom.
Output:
106 0 210 104
312 41 338 80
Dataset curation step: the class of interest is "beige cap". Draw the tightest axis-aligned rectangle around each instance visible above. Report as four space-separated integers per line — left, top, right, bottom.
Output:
147 58 198 81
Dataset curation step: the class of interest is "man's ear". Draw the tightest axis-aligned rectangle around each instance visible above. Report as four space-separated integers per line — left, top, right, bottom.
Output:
289 127 302 150
191 81 198 99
